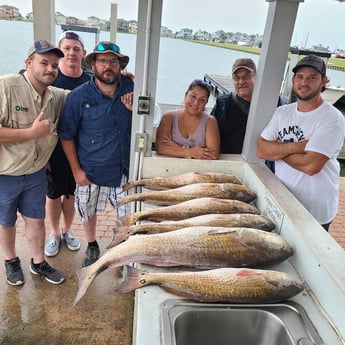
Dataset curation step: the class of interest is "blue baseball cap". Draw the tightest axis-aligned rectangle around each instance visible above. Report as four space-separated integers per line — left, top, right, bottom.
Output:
27 40 64 58
58 31 85 47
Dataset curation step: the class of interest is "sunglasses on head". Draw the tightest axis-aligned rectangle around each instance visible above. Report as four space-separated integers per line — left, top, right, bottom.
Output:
192 78 211 91
95 43 120 53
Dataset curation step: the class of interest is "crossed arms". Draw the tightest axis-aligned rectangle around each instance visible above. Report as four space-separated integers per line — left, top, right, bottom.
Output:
256 137 329 176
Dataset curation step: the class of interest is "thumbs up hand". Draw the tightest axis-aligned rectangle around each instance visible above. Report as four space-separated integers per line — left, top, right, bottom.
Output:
31 112 56 138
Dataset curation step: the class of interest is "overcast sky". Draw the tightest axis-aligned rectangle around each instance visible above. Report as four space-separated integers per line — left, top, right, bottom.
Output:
8 0 345 51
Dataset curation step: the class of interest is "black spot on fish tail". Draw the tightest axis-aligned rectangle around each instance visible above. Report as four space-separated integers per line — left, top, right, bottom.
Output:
116 265 148 293
106 226 130 249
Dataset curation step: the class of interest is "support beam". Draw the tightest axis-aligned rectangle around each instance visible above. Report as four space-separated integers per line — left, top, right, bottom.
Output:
129 0 163 182
32 0 55 42
109 3 118 43
242 0 304 163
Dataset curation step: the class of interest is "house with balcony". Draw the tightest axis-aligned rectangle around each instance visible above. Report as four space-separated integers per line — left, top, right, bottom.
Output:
0 4 22 20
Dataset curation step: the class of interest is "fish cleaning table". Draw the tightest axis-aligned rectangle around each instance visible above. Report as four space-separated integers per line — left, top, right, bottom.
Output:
131 154 345 345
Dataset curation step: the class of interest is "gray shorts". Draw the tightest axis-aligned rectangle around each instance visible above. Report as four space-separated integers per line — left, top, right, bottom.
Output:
0 168 46 227
74 176 128 223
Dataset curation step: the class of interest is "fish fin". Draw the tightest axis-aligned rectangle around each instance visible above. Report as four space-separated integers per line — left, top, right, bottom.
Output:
121 181 137 192
72 265 99 307
117 198 126 206
235 268 261 277
144 200 176 206
207 228 237 235
120 214 136 227
116 265 147 293
160 286 212 302
106 226 130 249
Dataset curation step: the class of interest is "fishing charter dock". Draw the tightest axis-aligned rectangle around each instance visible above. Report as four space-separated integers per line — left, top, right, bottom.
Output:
204 73 234 95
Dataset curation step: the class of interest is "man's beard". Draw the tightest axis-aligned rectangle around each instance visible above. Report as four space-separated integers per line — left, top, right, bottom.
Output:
94 70 119 85
294 87 321 101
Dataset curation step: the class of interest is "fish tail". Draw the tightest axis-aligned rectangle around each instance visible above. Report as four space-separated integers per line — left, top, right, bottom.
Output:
121 181 136 192
117 198 125 206
106 226 130 249
118 194 138 206
120 213 137 226
72 265 101 307
116 265 147 293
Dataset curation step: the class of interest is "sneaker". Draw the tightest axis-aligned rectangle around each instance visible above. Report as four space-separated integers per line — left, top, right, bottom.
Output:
30 259 65 285
5 257 24 286
44 234 61 257
62 230 81 251
82 245 100 267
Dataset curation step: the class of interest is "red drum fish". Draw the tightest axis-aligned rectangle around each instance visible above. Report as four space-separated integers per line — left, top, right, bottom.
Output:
118 183 257 206
72 226 293 306
108 213 275 248
119 197 260 227
117 266 304 303
121 172 242 191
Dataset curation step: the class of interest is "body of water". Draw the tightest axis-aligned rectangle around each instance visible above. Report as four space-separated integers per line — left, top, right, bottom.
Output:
1 20 344 108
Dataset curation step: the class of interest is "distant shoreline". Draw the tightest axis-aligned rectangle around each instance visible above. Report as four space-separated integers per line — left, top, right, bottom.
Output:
1 18 344 69
188 39 345 70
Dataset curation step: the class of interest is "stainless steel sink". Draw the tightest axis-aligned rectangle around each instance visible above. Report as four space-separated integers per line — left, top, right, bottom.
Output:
161 299 323 345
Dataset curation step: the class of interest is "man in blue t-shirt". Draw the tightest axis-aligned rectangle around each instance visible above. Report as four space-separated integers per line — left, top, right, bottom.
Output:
58 41 134 267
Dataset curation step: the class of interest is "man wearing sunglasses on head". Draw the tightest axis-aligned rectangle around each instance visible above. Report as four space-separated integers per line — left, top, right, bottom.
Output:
58 41 134 267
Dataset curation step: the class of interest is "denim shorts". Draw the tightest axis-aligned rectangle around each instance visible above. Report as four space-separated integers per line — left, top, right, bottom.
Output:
0 168 47 227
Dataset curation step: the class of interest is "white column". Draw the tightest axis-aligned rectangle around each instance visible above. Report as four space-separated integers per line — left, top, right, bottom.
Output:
109 3 118 43
242 0 304 163
32 0 56 43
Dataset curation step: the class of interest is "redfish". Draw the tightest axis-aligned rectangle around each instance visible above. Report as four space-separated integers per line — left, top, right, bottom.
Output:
119 197 260 227
72 226 293 306
118 182 256 206
117 266 304 303
108 213 275 248
121 172 242 191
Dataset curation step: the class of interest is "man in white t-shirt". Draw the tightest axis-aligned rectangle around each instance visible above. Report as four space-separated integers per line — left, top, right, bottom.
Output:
257 54 345 230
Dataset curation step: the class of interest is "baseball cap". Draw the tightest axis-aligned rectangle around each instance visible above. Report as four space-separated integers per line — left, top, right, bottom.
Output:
292 54 326 75
85 41 129 69
232 58 256 74
27 40 64 58
58 30 85 47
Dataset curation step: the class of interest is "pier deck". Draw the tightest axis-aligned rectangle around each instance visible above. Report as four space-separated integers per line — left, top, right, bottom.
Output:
204 73 234 95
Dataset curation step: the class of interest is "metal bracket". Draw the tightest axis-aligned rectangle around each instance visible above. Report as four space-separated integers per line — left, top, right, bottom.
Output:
137 95 151 115
135 132 149 152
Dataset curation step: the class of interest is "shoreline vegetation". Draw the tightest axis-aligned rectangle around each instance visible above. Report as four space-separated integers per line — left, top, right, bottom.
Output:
189 39 345 69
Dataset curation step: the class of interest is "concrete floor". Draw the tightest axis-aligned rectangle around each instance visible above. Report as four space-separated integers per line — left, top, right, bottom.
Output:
0 235 134 345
